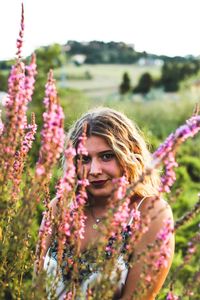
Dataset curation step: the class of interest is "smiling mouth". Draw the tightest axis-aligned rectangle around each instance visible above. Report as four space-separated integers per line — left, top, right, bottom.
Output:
90 180 108 187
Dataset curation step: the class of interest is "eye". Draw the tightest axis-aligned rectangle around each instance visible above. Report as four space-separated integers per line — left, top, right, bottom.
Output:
76 154 90 164
81 155 90 164
101 152 115 161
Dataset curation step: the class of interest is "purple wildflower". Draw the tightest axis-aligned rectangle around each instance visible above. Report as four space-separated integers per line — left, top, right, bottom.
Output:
76 122 88 173
153 114 200 194
160 152 178 193
166 291 179 300
56 143 76 199
24 53 37 103
111 197 130 230
16 3 24 60
36 70 65 178
112 175 129 200
21 114 37 154
154 218 174 268
3 61 26 153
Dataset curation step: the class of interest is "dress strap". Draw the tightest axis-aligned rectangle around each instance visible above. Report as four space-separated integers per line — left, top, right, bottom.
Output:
127 196 147 226
137 196 147 210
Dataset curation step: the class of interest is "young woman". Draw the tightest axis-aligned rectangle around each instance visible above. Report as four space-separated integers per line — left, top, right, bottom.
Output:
38 107 174 299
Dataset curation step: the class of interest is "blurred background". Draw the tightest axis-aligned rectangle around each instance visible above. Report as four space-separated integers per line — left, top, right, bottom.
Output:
0 0 200 298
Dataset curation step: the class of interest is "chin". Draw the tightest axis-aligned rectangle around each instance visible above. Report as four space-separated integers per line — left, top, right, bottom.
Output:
87 188 112 200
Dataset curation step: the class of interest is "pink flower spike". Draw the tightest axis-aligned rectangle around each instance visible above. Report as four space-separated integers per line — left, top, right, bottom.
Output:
36 69 65 179
78 179 89 187
24 53 37 103
157 218 174 241
166 291 179 300
21 114 37 155
64 291 73 300
111 197 130 229
112 175 129 200
36 165 45 176
56 143 76 199
152 114 200 194
16 3 24 60
77 123 88 156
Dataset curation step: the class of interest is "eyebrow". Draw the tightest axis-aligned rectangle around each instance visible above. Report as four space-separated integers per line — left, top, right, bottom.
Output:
97 150 113 155
76 150 113 159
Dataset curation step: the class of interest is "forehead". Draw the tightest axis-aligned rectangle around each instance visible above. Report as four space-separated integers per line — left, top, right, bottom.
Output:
85 135 112 153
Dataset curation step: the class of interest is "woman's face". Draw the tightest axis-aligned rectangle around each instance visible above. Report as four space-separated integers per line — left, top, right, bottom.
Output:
78 135 123 201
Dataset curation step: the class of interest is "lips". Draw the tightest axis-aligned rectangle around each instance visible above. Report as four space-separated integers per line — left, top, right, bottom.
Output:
90 180 108 187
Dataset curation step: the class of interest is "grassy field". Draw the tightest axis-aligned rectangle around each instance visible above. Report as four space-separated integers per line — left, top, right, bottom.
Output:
1 59 199 299
54 63 161 99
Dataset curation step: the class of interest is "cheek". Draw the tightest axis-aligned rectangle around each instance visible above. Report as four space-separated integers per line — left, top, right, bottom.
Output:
109 161 124 177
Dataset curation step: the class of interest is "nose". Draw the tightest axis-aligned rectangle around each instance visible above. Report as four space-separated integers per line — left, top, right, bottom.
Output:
89 158 102 176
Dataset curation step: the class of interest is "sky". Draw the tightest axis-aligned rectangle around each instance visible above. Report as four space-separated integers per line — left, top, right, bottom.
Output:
1 0 200 60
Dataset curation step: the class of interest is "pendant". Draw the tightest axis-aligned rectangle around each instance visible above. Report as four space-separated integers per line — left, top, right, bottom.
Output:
93 224 98 230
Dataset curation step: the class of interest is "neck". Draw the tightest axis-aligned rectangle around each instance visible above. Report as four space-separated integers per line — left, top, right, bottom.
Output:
87 193 110 208
86 197 108 220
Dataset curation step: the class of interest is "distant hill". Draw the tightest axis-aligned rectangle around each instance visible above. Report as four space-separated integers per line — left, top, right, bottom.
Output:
64 40 197 65
0 40 198 68
1 41 200 95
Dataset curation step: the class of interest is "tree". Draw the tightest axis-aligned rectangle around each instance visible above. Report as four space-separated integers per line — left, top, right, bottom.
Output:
158 60 200 92
159 62 180 92
119 72 131 95
133 72 153 94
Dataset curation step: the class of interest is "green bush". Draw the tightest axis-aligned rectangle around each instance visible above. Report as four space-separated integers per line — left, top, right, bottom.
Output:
178 156 200 182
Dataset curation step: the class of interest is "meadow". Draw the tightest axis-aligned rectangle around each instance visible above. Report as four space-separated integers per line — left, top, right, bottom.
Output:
54 63 161 100
0 54 200 299
0 5 200 299
56 69 200 299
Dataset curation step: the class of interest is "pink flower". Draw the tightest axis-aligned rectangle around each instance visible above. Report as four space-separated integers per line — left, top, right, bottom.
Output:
153 133 174 160
112 197 130 229
24 53 37 103
187 242 196 254
3 62 26 156
36 165 45 176
166 291 179 300
157 218 174 242
113 175 129 200
21 114 37 155
77 134 88 156
78 179 89 187
145 274 152 283
130 208 141 230
57 204 73 263
56 144 76 199
16 3 24 60
36 70 65 179
153 219 174 269
63 223 71 237
78 214 87 239
64 291 73 300
152 114 200 194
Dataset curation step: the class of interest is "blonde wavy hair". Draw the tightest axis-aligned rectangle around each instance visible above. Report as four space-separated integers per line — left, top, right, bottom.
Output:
66 107 160 198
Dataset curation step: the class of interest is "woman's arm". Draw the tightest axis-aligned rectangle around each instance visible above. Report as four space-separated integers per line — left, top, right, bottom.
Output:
34 197 58 274
121 198 175 300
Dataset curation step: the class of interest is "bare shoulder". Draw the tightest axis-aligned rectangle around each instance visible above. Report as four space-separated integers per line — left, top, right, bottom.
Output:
121 196 175 299
48 197 59 216
140 196 173 222
136 196 174 249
